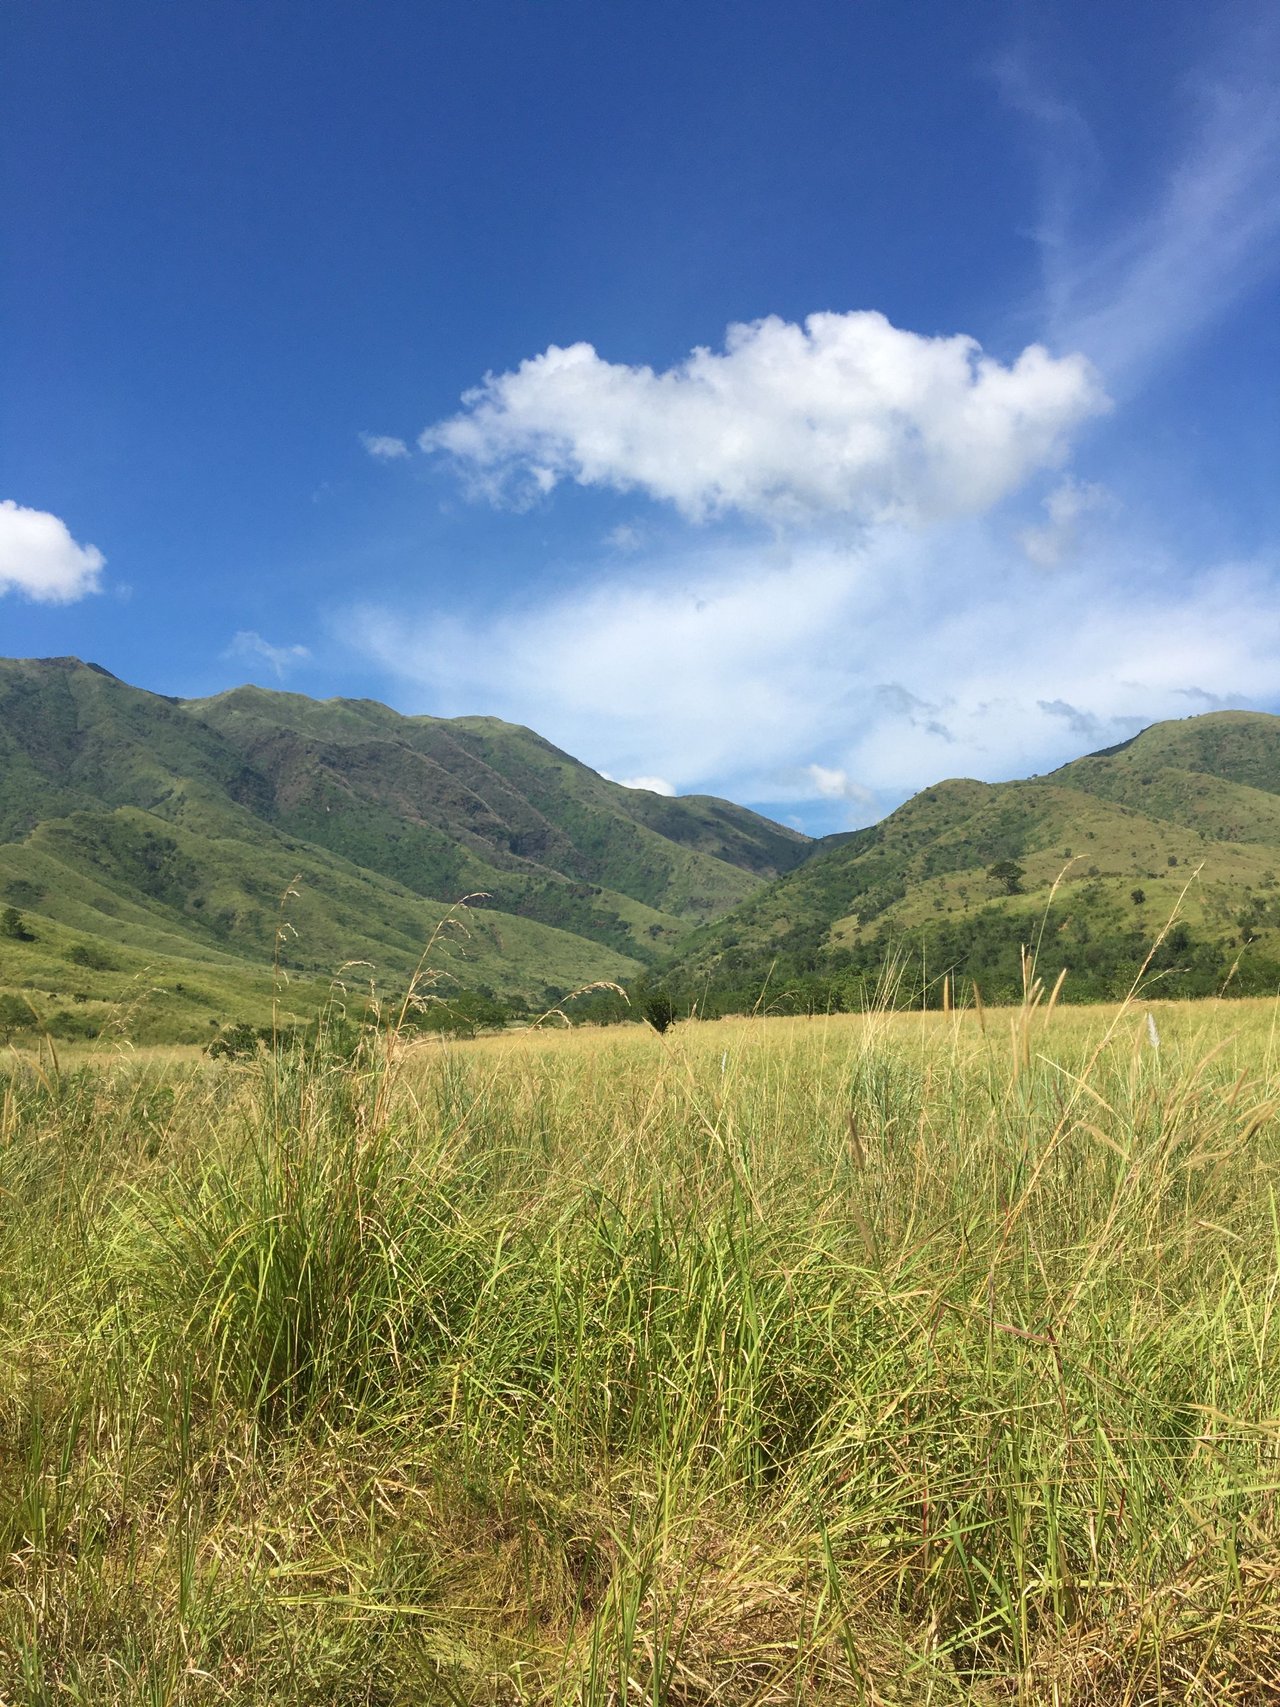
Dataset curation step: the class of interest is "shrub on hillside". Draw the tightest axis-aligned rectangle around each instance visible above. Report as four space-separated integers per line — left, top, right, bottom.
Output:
643 991 676 1034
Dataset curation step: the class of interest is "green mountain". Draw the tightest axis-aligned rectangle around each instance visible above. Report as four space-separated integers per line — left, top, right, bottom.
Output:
0 657 808 1042
6 661 1276 1039
660 711 1280 1010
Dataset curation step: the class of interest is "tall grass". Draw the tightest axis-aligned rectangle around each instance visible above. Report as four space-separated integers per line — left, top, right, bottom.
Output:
1 993 1279 1702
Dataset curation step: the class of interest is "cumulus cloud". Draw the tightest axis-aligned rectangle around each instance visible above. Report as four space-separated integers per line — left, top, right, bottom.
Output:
349 524 1280 824
347 31 1280 828
360 432 410 460
420 311 1108 526
226 631 311 678
0 500 104 602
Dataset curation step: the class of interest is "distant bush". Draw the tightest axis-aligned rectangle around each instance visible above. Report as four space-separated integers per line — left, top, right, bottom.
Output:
48 1008 99 1040
207 1022 262 1061
3 879 44 908
66 941 117 971
0 992 36 1040
401 990 510 1039
566 986 631 1026
1 906 34 942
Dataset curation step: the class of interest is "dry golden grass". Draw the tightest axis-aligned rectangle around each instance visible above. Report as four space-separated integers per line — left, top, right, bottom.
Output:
2 988 1279 1702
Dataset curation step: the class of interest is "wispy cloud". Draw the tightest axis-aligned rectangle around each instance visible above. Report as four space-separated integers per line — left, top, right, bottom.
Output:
804 765 875 805
350 524 1280 823
360 432 411 461
420 310 1107 526
990 51 1102 331
1036 698 1140 745
600 770 675 796
0 499 104 603
1018 476 1113 566
1004 30 1280 387
226 631 311 679
604 521 646 553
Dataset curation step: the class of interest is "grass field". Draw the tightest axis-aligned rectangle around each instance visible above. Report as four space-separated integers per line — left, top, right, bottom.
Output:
2 987 1279 1702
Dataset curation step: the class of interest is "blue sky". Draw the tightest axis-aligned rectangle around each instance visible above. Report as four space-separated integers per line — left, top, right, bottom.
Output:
3 0 1279 832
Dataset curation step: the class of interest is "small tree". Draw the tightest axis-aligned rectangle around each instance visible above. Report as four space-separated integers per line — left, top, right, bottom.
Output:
0 906 33 941
986 860 1025 896
1131 888 1146 906
0 992 34 1042
643 991 676 1035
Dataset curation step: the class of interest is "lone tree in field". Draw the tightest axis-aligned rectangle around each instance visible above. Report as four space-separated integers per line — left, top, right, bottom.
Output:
987 860 1025 896
643 991 676 1034
0 906 33 941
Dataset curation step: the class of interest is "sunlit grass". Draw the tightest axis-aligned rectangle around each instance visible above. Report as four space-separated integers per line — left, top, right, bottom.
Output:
2 991 1279 1701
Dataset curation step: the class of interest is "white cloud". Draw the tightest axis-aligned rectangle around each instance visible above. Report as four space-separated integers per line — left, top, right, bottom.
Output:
601 768 677 794
420 311 1108 526
360 432 411 461
346 31 1280 831
350 524 1280 825
353 535 861 790
1070 87 1280 383
991 51 1102 332
805 765 875 805
226 631 311 678
1019 477 1113 566
604 522 646 553
0 500 104 603
1007 42 1280 387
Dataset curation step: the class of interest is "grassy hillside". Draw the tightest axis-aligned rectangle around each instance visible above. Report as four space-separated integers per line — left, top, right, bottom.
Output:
0 658 807 1042
0 658 274 841
190 687 807 923
0 804 643 1044
661 711 1280 1010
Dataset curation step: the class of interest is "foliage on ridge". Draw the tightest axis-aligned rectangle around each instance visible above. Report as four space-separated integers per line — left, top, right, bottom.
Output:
660 711 1280 1013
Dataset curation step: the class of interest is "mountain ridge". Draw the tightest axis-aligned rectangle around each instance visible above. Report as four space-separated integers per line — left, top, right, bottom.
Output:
2 657 1278 1038
657 709 1280 1010
0 656 808 1040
